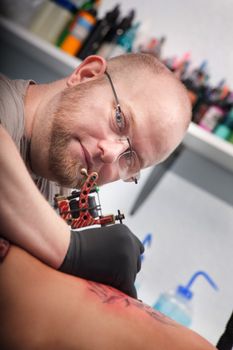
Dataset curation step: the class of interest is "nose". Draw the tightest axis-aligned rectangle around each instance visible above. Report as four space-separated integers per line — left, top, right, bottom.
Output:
98 139 128 164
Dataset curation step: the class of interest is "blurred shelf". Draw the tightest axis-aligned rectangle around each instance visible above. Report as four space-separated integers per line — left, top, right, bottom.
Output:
184 122 233 173
0 16 81 76
1 16 233 174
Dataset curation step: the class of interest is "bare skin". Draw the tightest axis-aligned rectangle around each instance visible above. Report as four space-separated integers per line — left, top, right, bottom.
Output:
0 246 216 350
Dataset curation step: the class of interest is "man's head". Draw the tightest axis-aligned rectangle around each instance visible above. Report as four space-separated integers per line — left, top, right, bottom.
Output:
29 53 191 188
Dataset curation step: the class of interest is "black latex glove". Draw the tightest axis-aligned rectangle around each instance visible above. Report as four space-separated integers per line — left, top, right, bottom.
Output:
59 224 144 298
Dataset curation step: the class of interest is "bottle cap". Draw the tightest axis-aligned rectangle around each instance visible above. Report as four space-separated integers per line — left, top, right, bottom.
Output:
176 285 193 299
106 4 120 22
54 0 78 12
214 124 231 139
176 271 218 300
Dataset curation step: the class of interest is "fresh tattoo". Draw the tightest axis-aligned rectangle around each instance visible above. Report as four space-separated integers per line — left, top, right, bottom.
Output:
87 281 176 326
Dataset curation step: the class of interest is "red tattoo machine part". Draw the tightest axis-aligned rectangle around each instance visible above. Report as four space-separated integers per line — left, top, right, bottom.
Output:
54 168 125 229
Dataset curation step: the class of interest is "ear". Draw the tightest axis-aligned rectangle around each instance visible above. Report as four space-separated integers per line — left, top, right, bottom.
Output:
66 55 107 87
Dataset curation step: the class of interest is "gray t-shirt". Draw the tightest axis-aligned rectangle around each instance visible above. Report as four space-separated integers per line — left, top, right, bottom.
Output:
0 74 63 204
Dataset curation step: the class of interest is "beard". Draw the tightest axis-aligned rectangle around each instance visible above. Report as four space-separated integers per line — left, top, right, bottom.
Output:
48 77 105 188
49 117 83 189
48 88 86 189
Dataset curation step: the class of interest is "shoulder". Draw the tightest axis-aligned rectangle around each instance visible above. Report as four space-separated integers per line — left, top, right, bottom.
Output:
0 74 34 146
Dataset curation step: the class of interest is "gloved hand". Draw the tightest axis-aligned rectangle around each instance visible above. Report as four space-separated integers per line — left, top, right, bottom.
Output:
59 224 144 298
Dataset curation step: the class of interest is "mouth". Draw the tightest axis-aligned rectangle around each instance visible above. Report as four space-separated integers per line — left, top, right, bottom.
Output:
81 144 93 172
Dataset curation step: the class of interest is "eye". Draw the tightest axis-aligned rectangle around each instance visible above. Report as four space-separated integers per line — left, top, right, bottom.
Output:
115 107 126 133
119 150 136 169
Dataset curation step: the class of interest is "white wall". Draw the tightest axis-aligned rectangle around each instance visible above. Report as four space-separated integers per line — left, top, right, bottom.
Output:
99 148 233 345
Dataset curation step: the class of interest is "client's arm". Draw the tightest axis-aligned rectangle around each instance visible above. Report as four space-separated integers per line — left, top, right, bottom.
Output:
0 245 216 350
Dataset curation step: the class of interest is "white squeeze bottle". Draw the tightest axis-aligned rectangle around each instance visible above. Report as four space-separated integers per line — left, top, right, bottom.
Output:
153 271 218 327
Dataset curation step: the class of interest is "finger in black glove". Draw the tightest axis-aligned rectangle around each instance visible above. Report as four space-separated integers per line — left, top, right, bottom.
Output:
59 224 144 299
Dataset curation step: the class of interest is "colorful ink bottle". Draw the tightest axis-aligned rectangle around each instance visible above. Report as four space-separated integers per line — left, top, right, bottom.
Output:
29 0 77 44
77 4 120 59
97 9 135 59
60 7 97 56
153 271 218 327
192 86 210 124
56 0 96 47
199 105 225 132
214 107 233 140
108 21 140 58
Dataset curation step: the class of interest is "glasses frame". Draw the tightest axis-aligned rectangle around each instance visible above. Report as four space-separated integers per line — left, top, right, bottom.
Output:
104 71 140 184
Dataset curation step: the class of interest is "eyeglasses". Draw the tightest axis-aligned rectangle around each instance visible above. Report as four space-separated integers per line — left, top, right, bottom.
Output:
105 71 140 184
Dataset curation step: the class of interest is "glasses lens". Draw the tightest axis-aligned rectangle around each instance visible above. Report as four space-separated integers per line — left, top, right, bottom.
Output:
118 150 140 182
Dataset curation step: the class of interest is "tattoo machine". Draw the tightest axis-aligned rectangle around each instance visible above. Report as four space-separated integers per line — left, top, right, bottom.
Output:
54 168 125 229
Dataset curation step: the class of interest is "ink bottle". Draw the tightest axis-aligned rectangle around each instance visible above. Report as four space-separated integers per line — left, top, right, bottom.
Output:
29 0 77 44
214 107 233 140
153 271 218 327
60 7 97 56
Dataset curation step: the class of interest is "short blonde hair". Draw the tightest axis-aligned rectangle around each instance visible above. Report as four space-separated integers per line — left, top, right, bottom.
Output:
107 53 169 78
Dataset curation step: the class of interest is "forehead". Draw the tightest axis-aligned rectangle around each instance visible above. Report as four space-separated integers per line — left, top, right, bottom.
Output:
119 73 185 168
124 102 163 169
